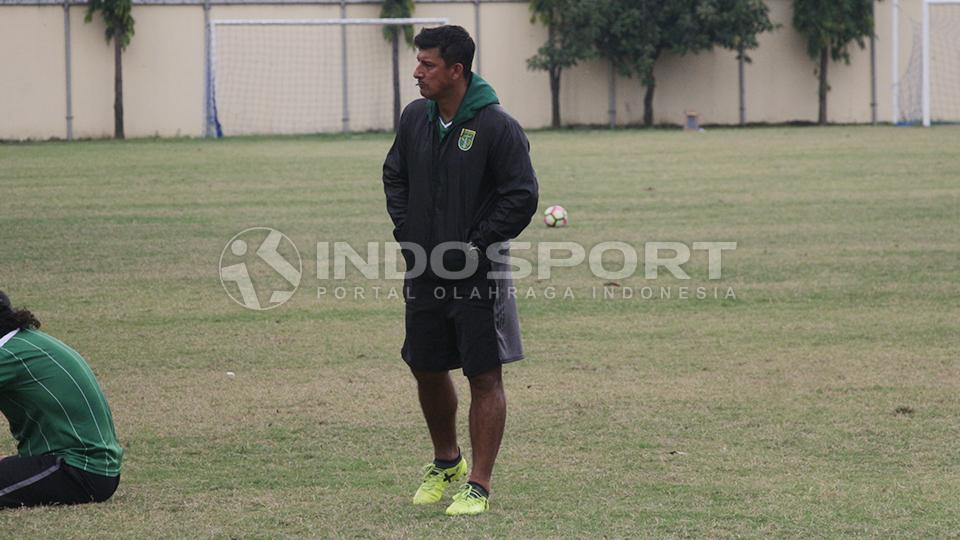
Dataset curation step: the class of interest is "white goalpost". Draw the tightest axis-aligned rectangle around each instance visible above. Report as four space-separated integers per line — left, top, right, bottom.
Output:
895 0 960 126
921 0 960 126
205 18 448 137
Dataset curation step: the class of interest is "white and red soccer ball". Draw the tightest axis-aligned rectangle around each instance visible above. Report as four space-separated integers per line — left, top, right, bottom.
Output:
543 205 569 228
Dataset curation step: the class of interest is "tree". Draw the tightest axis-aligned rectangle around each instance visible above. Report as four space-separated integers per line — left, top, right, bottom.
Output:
381 0 415 132
595 0 775 127
700 0 778 125
527 0 598 128
85 0 134 139
595 0 714 127
792 0 876 124
594 1 652 81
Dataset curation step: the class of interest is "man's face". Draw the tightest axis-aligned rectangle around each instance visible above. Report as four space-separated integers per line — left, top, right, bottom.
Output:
414 48 462 100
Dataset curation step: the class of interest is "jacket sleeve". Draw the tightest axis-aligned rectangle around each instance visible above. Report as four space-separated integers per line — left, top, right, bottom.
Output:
382 117 409 240
470 119 539 250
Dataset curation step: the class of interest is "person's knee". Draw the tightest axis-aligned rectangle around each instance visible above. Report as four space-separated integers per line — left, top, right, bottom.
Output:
91 477 120 503
411 368 450 386
467 366 502 394
92 491 116 504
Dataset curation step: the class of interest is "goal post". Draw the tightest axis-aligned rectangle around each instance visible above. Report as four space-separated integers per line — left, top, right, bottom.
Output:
922 0 960 126
893 0 960 126
205 17 448 137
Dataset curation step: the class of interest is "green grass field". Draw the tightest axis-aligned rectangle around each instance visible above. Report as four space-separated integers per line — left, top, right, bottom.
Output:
1 126 958 538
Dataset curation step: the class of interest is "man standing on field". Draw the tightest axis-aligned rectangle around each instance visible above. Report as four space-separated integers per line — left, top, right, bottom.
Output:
382 26 538 516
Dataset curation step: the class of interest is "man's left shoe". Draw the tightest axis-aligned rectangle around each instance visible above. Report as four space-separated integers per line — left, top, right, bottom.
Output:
445 483 489 516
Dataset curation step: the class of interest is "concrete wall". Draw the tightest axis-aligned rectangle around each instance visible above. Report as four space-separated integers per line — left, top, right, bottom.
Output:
1 6 67 139
0 0 933 140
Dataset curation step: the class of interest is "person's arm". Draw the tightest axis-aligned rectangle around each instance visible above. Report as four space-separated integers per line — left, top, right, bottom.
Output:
382 114 410 241
469 118 540 250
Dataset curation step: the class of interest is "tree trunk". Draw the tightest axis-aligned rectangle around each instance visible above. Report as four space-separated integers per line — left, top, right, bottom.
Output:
818 48 828 125
392 31 400 132
608 59 616 129
114 32 124 139
549 66 561 128
546 21 561 129
643 77 656 127
738 47 746 126
643 51 660 127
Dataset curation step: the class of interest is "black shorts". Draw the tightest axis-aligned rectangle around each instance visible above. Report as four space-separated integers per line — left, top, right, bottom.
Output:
401 256 525 378
0 454 119 509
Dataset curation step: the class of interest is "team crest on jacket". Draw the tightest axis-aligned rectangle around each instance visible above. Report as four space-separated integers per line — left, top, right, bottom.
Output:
458 128 476 151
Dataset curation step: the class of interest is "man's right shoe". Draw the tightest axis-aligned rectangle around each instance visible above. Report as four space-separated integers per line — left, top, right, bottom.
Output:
412 457 468 505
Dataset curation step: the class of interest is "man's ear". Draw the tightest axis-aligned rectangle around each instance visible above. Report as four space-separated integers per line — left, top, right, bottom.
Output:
451 63 465 80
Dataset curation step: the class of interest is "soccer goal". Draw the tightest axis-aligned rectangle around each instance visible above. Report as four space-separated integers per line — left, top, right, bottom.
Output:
894 1 960 125
205 18 448 137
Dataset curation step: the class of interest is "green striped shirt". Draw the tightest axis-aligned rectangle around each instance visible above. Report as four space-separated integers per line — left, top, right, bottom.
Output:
0 328 122 477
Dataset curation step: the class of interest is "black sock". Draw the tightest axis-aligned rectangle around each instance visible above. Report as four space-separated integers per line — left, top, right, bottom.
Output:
433 450 461 469
467 481 489 498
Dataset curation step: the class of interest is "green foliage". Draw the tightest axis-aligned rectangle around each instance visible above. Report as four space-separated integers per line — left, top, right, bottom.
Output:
84 0 135 49
526 0 598 74
380 0 415 46
792 0 875 63
593 0 656 80
589 0 776 125
701 0 779 61
594 0 775 82
528 0 774 126
594 0 714 86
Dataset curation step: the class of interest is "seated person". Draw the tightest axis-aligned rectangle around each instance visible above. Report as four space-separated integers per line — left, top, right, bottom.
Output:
0 290 122 508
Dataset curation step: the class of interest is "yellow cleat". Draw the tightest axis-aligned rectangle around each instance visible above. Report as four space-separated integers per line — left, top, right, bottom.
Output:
412 458 468 505
445 483 489 516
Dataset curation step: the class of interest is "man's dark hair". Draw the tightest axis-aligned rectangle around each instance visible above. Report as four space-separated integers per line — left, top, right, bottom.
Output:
0 291 41 335
414 25 475 74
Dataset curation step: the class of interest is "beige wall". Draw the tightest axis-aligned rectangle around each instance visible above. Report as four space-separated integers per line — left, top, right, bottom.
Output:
71 8 114 138
125 7 205 137
0 6 67 139
477 1 549 127
0 0 933 140
72 6 205 138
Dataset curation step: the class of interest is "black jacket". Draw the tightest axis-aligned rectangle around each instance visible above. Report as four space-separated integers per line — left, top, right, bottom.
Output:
382 97 539 270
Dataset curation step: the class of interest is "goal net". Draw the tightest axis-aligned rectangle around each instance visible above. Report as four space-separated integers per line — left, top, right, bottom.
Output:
896 1 960 125
207 18 448 137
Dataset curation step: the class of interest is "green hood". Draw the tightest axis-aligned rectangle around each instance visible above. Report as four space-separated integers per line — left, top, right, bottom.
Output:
427 73 500 141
